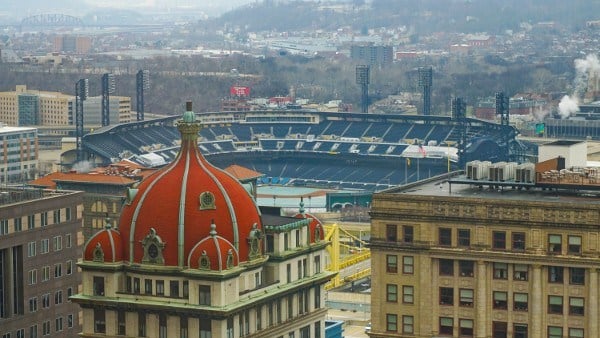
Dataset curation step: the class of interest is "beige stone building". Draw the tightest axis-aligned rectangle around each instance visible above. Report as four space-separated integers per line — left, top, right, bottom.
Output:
0 85 132 127
0 85 73 126
369 169 600 338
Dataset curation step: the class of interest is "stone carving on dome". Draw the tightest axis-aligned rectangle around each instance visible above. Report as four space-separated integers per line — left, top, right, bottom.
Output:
226 249 234 269
315 224 322 242
199 191 216 210
247 223 262 259
93 243 104 262
199 250 211 270
141 228 166 265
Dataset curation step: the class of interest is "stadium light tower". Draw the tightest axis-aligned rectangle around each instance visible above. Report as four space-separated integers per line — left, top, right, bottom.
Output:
75 78 89 162
101 73 116 127
355 65 370 114
495 92 510 126
418 67 433 116
451 97 467 169
136 70 150 121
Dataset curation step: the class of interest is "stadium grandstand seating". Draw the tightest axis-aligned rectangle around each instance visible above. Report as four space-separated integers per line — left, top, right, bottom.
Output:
82 110 522 191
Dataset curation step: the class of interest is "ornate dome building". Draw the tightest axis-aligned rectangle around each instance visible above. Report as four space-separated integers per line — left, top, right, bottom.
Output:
73 102 334 338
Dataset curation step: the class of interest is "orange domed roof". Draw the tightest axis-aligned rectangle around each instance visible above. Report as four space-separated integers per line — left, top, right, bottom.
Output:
83 221 124 263
188 222 239 271
118 103 262 268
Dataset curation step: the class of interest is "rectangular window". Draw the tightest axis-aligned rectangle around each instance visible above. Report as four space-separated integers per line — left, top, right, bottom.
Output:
459 260 474 277
42 266 49 282
402 315 414 334
30 324 38 338
570 267 585 285
66 261 73 275
402 256 413 274
14 217 22 232
138 313 146 337
512 232 525 251
492 231 506 250
144 280 152 294
40 239 49 254
548 295 563 314
27 215 35 230
200 318 211 338
439 317 453 335
133 278 140 294
493 263 508 279
117 311 126 335
458 229 470 247
439 259 454 276
459 289 474 307
403 285 414 304
41 212 48 227
403 225 414 243
67 314 73 328
28 269 37 285
548 234 562 253
286 264 291 283
66 208 72 221
315 255 321 274
493 291 508 310
199 285 211 305
569 328 584 338
386 314 397 332
53 236 62 251
386 255 398 273
386 224 397 241
514 293 528 311
94 309 106 333
386 284 397 302
568 236 582 254
54 290 62 305
55 317 63 332
65 234 72 248
548 326 562 338
43 321 50 335
440 287 454 305
439 228 452 246
0 219 8 235
42 294 50 308
514 324 528 338
170 281 179 297
459 319 474 337
53 210 61 224
159 314 167 338
156 280 164 295
493 322 507 338
314 321 321 338
54 263 62 278
28 297 37 312
28 242 36 257
93 276 105 296
514 264 529 281
548 266 564 283
67 287 73 299
569 297 584 316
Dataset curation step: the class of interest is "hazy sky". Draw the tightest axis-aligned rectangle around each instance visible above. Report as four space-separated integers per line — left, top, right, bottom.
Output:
0 0 258 19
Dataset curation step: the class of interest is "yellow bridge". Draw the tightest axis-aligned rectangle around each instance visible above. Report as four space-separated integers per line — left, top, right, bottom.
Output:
323 223 371 290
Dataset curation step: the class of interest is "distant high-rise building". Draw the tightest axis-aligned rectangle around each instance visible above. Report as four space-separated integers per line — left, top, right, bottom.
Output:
0 187 84 338
0 86 132 127
0 124 38 183
54 35 92 54
350 45 393 66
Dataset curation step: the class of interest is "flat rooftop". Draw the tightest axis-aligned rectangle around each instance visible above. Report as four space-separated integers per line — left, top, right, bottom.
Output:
0 187 78 206
385 173 600 205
